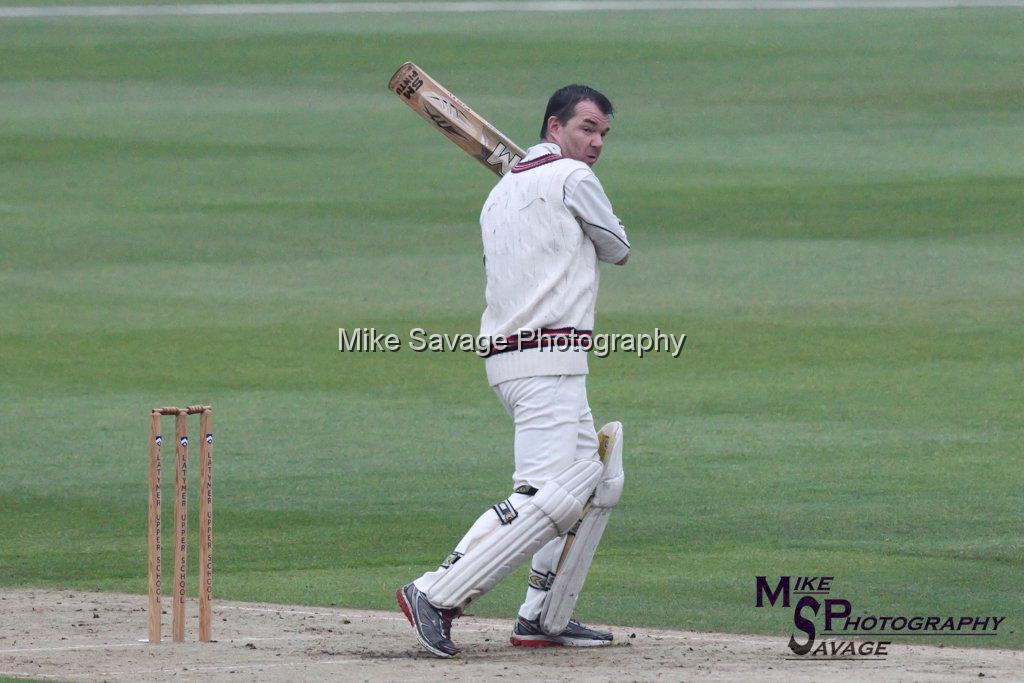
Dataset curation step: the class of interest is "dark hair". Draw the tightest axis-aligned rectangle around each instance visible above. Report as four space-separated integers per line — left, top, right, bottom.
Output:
540 85 614 140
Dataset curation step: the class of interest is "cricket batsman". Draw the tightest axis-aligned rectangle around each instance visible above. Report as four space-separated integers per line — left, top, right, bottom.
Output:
397 84 630 658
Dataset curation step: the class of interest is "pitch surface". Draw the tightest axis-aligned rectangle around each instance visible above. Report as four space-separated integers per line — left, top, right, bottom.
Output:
0 3 1021 659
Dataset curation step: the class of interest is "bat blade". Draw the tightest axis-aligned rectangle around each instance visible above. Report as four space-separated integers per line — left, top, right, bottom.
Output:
389 61 525 177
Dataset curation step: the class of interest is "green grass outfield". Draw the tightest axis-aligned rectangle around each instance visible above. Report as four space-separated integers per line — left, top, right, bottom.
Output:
1 5 1022 650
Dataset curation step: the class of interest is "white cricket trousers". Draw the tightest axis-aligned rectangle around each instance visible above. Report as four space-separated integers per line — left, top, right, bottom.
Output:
414 374 600 620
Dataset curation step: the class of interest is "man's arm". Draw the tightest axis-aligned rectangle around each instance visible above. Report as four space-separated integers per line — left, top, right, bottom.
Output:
564 169 631 265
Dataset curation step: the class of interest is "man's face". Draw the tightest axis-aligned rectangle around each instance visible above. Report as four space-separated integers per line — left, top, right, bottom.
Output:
546 100 611 167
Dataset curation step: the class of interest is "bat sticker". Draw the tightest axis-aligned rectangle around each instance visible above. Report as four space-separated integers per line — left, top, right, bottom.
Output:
486 142 523 175
424 102 471 141
395 69 424 99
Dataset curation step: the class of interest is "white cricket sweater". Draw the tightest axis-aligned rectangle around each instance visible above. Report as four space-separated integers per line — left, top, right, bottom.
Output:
480 142 630 386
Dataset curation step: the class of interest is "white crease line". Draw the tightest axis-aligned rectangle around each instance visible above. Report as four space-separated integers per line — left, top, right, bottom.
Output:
218 605 407 621
92 659 366 677
1 0 1022 18
94 655 374 679
0 634 322 654
0 627 499 655
216 605 325 616
644 632 779 645
219 607 489 632
0 641 148 654
227 605 649 638
214 605 509 633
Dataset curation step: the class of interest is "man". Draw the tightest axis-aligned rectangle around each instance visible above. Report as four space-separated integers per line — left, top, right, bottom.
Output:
397 85 630 658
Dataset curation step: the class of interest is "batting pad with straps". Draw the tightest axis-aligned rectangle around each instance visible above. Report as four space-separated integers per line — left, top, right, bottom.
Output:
540 421 624 635
425 458 603 610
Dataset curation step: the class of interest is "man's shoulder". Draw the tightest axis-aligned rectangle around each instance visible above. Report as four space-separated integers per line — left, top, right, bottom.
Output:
553 157 591 174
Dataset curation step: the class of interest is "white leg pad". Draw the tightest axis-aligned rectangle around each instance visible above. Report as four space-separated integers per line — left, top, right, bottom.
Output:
426 459 602 610
540 421 624 635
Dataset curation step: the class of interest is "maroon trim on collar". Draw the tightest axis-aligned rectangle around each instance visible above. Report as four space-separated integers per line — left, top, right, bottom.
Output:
510 153 562 173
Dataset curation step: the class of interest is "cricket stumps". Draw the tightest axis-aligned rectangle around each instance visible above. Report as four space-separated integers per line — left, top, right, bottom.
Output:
148 404 214 643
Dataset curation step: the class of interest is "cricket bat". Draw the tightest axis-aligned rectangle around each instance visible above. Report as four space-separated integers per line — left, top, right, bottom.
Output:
388 62 526 177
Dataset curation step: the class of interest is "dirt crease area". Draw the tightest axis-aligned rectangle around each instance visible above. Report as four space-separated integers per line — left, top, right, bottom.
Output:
0 589 1019 681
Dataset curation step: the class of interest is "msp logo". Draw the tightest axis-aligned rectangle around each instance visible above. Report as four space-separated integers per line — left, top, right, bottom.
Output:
756 576 1005 661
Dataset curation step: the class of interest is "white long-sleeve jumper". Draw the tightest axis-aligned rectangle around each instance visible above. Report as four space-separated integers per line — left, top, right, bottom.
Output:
480 142 630 386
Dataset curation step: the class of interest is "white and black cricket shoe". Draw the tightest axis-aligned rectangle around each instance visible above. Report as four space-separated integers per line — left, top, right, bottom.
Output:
396 582 461 658
510 615 613 648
